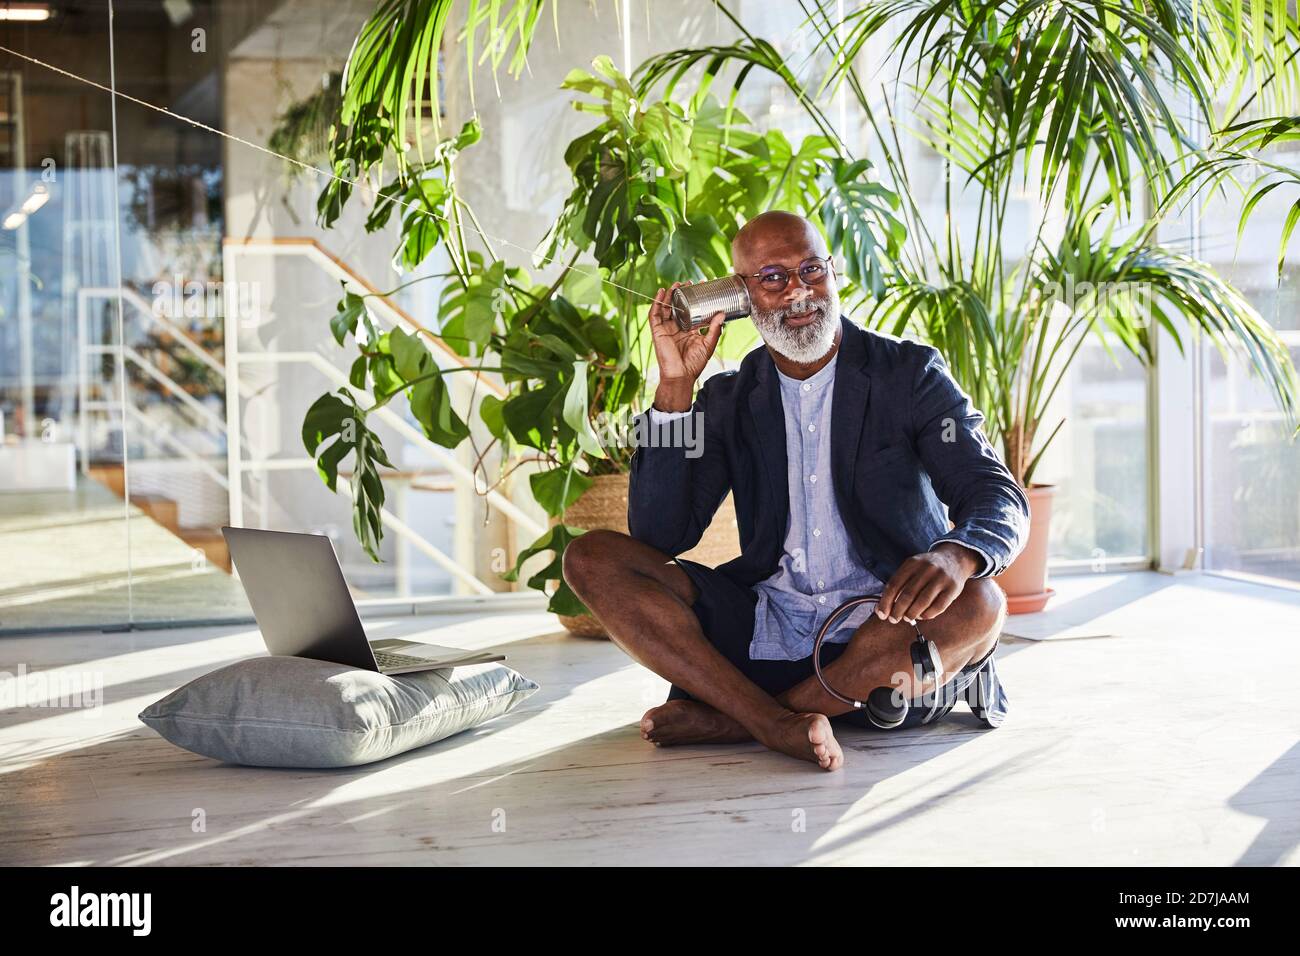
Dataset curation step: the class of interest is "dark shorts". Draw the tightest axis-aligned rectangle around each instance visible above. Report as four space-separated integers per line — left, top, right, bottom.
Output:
669 557 1006 731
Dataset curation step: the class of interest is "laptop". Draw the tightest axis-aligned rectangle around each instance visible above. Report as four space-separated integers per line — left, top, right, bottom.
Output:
222 526 506 675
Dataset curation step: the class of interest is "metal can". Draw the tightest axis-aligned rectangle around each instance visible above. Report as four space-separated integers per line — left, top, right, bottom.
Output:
670 275 752 332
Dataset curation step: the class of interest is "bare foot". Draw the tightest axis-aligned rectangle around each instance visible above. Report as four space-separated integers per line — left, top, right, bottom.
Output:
641 700 751 746
759 712 843 772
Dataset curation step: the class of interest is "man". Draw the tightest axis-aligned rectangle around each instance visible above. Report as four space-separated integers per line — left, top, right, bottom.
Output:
563 211 1030 771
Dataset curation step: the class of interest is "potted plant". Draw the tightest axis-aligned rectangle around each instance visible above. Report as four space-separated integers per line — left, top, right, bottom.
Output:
297 5 903 632
303 0 1300 622
633 0 1300 611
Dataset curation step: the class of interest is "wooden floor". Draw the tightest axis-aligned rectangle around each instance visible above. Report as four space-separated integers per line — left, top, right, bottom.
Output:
2 571 1298 866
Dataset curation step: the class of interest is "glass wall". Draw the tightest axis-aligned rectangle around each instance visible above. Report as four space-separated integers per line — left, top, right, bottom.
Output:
0 4 136 632
5 1 1299 634
0 0 524 634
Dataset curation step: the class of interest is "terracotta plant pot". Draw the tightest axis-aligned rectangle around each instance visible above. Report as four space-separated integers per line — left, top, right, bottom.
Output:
994 484 1056 614
555 472 741 638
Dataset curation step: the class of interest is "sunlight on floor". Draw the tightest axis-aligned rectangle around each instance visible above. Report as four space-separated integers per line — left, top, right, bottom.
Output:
2 572 1299 865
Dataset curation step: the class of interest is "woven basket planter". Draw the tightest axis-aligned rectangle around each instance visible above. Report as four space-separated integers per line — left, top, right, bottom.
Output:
556 472 740 638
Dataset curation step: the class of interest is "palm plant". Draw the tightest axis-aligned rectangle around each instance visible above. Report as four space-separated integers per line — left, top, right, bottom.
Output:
1173 114 1300 277
637 0 1300 485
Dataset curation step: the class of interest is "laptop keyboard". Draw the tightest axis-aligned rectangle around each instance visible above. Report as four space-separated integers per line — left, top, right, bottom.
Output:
372 650 435 670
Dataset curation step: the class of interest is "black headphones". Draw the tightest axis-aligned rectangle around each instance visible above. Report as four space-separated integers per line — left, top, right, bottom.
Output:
811 593 945 729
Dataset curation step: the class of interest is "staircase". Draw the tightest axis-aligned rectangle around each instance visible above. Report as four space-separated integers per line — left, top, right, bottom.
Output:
87 463 231 572
73 238 547 605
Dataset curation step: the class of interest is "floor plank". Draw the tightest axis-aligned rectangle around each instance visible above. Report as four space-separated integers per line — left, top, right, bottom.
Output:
2 572 1299 866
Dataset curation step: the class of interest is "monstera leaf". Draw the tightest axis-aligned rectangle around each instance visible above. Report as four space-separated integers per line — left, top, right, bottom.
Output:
302 389 393 561
502 524 589 617
819 158 904 299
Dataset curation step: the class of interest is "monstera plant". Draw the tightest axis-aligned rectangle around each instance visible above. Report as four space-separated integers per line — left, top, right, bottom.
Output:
300 4 902 615
304 0 1300 616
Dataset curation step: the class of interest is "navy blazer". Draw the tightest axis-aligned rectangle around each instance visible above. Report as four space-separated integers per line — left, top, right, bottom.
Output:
628 316 1031 588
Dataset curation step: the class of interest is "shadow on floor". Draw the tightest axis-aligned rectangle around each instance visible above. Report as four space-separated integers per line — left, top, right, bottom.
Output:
0 680 1043 866
1229 740 1300 866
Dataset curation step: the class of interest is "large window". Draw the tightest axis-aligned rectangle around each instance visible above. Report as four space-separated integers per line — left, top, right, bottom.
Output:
1200 197 1300 585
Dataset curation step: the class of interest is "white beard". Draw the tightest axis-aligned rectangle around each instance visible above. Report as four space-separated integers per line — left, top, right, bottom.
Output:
751 293 841 365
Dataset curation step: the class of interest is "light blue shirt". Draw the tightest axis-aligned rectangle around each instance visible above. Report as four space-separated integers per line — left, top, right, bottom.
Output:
747 352 884 660
649 348 989 662
648 353 881 660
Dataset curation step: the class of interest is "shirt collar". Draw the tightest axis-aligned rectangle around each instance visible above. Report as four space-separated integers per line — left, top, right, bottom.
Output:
776 349 838 391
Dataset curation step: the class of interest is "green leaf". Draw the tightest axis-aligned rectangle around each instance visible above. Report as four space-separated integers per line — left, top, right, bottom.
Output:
580 315 621 358
562 360 605 459
367 351 405 403
302 390 353 456
479 393 506 441
502 524 589 616
529 466 592 517
562 266 603 306
499 332 567 379
348 355 368 389
502 383 559 450
603 363 641 410
410 372 469 448
401 210 446 270
330 291 367 345
543 578 589 617
301 388 391 561
820 157 903 298
388 325 429 381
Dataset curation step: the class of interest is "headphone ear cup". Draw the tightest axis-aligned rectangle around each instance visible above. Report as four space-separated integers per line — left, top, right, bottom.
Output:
864 685 909 730
910 633 942 678
909 634 944 724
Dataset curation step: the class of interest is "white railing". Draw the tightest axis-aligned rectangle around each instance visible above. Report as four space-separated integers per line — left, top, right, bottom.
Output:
234 350 540 535
83 285 226 376
84 344 226 433
76 285 233 477
76 277 534 597
222 237 508 398
83 400 230 490
223 238 543 598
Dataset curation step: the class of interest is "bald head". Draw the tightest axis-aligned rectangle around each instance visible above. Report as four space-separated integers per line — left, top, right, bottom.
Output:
730 211 842 367
732 211 828 274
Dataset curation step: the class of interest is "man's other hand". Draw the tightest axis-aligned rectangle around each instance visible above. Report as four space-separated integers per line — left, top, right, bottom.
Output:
876 542 981 624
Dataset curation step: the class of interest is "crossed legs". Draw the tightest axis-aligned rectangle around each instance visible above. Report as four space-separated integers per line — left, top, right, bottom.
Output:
561 530 844 769
561 530 1006 771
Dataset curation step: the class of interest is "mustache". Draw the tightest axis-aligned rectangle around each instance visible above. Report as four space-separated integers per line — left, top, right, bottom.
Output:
756 294 835 323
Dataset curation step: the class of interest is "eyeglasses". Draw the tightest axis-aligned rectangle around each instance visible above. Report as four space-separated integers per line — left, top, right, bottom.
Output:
747 256 834 293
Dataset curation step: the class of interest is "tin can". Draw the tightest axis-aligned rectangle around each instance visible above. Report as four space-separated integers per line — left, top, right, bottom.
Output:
670 275 752 332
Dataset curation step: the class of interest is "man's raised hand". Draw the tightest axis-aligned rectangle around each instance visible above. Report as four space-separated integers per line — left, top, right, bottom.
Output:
649 282 725 412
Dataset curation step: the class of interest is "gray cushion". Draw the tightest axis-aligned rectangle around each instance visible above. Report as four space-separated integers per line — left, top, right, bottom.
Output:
139 656 538 768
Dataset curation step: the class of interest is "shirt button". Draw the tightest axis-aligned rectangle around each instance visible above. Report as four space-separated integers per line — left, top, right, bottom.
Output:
802 383 811 392
808 424 816 432
818 596 827 604
813 528 821 537
808 474 817 483
817 580 825 589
